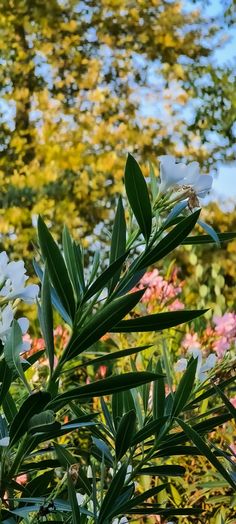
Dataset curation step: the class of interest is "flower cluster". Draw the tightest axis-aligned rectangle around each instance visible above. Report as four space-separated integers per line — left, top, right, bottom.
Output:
159 155 213 198
0 251 39 351
132 268 184 313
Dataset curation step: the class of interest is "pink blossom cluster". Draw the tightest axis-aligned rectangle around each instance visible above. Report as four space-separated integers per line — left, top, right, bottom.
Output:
132 268 184 313
182 312 236 359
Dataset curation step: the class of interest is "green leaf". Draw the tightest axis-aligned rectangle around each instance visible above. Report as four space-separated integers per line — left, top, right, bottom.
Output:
2 392 17 424
62 226 83 299
131 417 168 446
171 357 197 417
54 442 76 468
140 465 186 476
62 289 145 363
98 464 127 523
182 232 236 245
33 260 72 325
39 263 54 375
149 161 158 200
125 153 152 242
112 391 124 429
83 252 129 302
9 391 51 447
198 219 220 246
48 372 161 411
125 507 202 517
37 216 75 319
24 470 53 497
115 410 136 460
101 397 115 435
139 209 201 269
78 344 152 369
153 361 165 420
0 359 13 406
212 384 236 419
28 410 61 434
109 196 126 292
112 484 168 516
73 242 85 292
4 321 30 392
111 308 207 333
177 418 236 490
67 473 81 524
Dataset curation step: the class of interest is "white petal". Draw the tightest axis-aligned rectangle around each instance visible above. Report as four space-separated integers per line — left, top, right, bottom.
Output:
6 284 39 304
17 317 29 335
159 155 185 191
0 436 10 447
182 161 200 184
193 175 213 196
174 358 187 372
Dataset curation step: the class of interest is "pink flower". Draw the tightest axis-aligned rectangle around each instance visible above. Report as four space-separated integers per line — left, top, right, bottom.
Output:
213 313 236 337
213 336 230 358
182 332 201 350
169 299 185 311
230 397 236 409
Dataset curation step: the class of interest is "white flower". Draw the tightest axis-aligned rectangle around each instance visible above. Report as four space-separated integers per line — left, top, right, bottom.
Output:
159 155 213 197
0 251 39 304
175 348 216 382
0 304 14 339
76 493 85 505
0 436 10 447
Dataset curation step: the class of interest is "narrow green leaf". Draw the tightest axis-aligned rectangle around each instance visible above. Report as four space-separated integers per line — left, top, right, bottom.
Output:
153 361 165 420
109 196 126 292
112 391 124 429
171 357 197 417
54 442 76 468
198 219 220 246
73 242 85 292
24 470 53 497
28 410 61 434
4 321 30 392
131 417 168 446
83 252 129 302
37 216 75 319
9 391 51 447
115 410 136 460
149 161 158 200
40 263 54 375
0 359 13 406
139 209 201 269
112 484 168 516
88 250 100 285
78 344 152 369
111 309 207 332
33 260 72 325
182 232 236 245
98 464 127 523
212 383 236 419
125 507 202 517
140 465 186 476
67 473 81 524
62 289 145 362
125 153 152 242
48 372 161 411
177 418 236 490
2 392 17 424
101 397 115 435
62 226 82 299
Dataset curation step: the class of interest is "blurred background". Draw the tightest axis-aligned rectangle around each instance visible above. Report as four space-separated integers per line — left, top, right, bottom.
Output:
0 0 235 314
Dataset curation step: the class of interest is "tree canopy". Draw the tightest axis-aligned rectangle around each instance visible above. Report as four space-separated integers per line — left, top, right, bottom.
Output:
0 0 235 257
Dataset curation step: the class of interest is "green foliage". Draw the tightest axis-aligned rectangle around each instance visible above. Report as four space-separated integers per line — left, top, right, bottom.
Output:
0 153 235 523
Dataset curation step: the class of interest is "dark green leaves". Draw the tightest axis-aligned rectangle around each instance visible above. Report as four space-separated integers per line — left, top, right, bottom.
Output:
4 321 30 392
39 264 54 375
98 464 127 523
177 419 236 490
182 232 236 245
139 209 200 269
125 154 152 242
111 309 207 333
109 196 126 292
115 410 136 460
9 391 51 447
171 357 197 417
37 216 75 319
62 289 145 363
48 372 161 411
83 252 129 302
